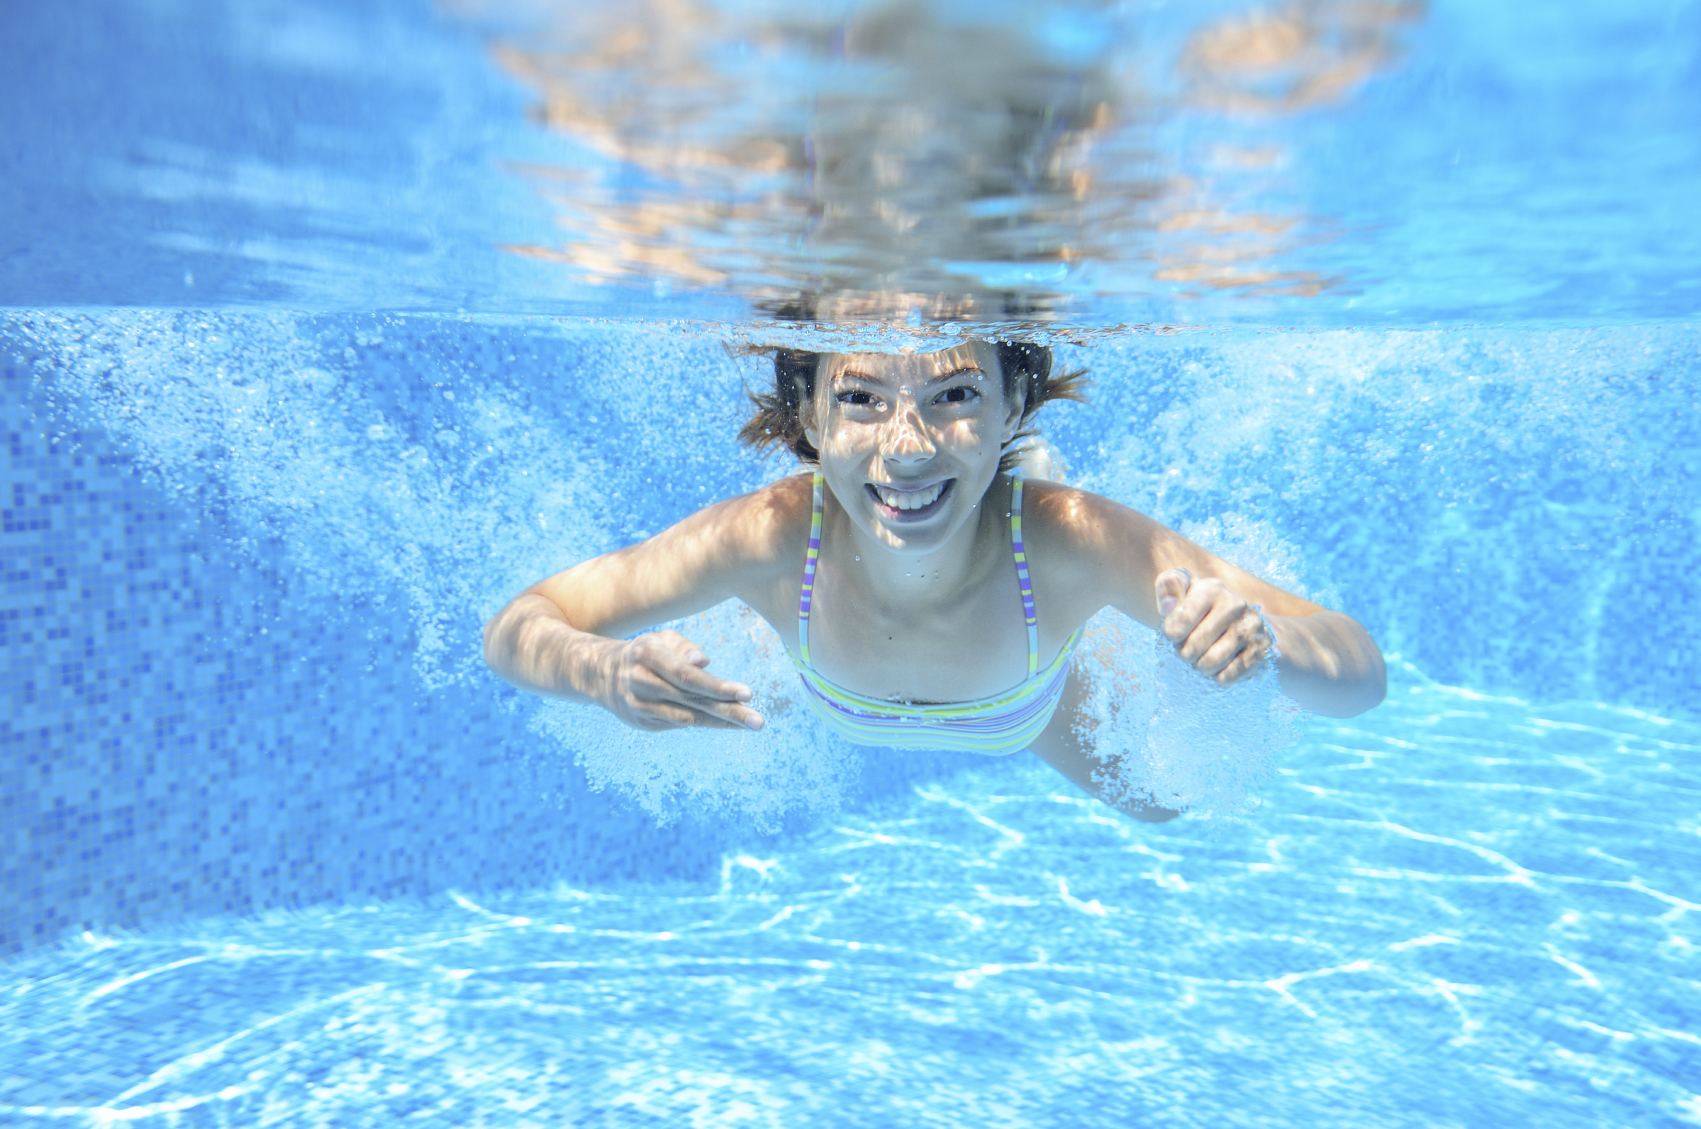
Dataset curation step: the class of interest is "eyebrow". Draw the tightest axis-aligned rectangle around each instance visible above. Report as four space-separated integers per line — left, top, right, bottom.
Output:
829 365 986 384
926 365 987 384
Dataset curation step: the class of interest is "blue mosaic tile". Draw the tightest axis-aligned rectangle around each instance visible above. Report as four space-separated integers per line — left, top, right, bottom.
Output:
0 360 744 956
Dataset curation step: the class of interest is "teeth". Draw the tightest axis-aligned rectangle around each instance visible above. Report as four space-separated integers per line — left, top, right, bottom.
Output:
875 482 944 511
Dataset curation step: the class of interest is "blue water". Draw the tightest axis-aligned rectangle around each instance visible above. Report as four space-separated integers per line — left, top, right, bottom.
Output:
3 0 1701 1124
5 676 1699 1125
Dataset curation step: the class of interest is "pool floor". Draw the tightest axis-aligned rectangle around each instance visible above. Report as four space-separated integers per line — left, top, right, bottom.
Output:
4 664 1697 1127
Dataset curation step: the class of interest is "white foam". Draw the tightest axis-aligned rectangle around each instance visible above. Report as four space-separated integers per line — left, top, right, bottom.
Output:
1071 516 1308 821
16 311 1321 828
530 602 859 830
18 311 870 827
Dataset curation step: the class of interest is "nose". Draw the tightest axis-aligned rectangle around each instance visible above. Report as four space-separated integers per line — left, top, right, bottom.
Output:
881 398 936 467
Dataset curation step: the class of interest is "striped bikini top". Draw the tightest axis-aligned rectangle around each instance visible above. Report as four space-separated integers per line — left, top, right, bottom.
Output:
791 473 1080 755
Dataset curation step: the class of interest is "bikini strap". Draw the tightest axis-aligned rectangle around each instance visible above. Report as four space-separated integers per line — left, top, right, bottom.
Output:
1011 475 1041 680
801 472 1040 680
798 472 825 668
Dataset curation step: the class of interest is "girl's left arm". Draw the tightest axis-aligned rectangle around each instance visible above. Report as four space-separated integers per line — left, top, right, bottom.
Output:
1035 486 1387 718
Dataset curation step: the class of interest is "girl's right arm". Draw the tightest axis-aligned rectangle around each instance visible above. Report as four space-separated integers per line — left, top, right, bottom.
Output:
483 597 765 731
482 478 808 732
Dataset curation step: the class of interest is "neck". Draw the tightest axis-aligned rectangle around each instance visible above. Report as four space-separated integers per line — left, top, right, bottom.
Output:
825 475 1009 608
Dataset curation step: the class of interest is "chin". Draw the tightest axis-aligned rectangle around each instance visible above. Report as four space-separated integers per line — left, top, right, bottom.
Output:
867 506 966 553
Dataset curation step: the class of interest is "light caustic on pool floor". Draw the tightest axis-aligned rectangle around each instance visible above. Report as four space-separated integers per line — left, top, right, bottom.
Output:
2 669 1698 1128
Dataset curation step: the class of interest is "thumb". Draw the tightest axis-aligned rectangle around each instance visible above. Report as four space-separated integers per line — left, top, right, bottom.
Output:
1155 567 1192 617
660 630 711 668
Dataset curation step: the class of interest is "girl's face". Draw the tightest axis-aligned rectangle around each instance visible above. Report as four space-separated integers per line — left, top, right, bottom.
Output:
804 340 1024 556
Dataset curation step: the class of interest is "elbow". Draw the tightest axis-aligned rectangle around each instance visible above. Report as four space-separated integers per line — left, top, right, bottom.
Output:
1367 647 1388 711
1306 684 1383 719
1286 627 1386 718
481 602 519 675
1341 670 1387 718
481 615 502 675
1327 640 1387 718
1356 634 1389 714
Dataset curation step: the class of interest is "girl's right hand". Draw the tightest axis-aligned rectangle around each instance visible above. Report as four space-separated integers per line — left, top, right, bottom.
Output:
601 630 767 732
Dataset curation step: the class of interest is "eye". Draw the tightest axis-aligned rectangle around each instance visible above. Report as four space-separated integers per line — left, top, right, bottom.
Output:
836 389 884 409
933 385 980 405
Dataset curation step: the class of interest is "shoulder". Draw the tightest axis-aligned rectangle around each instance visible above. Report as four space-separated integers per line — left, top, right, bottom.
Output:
689 472 813 622
728 471 814 533
1016 479 1173 618
700 472 815 570
1019 479 1165 553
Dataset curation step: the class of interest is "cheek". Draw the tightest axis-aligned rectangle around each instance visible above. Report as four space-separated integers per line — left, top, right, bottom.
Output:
819 418 880 460
947 415 996 450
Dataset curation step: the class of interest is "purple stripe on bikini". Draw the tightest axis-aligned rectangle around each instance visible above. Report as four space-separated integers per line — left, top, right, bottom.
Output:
809 662 1067 723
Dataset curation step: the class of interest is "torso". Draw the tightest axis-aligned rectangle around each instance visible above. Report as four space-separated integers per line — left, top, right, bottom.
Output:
738 472 1086 705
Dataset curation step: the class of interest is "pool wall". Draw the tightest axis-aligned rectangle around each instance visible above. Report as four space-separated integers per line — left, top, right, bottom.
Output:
0 356 732 957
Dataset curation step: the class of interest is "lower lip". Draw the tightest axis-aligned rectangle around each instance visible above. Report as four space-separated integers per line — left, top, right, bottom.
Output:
868 479 953 523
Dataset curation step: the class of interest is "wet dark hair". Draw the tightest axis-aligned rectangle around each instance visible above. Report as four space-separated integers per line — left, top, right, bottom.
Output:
738 342 1089 472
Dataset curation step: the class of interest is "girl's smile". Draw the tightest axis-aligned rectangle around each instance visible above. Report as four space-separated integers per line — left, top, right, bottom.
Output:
806 340 1019 556
867 478 952 521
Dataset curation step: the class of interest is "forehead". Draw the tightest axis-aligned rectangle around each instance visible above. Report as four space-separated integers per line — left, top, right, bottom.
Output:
818 340 998 381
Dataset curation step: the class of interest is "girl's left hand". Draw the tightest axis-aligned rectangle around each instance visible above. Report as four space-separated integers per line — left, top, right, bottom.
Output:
1154 567 1275 685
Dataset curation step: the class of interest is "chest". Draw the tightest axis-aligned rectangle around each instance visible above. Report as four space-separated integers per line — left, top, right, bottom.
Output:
796 553 1048 703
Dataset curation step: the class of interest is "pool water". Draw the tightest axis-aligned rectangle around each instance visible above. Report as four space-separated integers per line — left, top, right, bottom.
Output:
5 675 1698 1125
3 0 1700 1124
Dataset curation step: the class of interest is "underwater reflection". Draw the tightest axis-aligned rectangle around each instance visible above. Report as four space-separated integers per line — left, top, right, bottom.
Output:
1181 1 1425 115
465 0 1425 317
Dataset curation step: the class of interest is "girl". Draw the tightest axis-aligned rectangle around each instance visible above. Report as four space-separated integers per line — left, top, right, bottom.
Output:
484 339 1386 820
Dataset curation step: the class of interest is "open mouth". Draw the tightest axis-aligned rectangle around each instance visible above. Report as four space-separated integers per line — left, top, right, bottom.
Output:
866 478 953 521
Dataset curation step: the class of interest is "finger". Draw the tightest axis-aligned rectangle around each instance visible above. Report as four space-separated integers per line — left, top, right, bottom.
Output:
630 665 765 730
685 696 767 731
628 637 765 729
647 695 764 732
653 629 711 668
657 655 754 704
663 710 746 731
1154 567 1192 619
632 636 751 702
1175 589 1242 661
1213 637 1270 685
627 691 757 731
648 675 767 730
1161 582 1208 645
628 701 696 730
1209 618 1273 684
1194 615 1256 676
